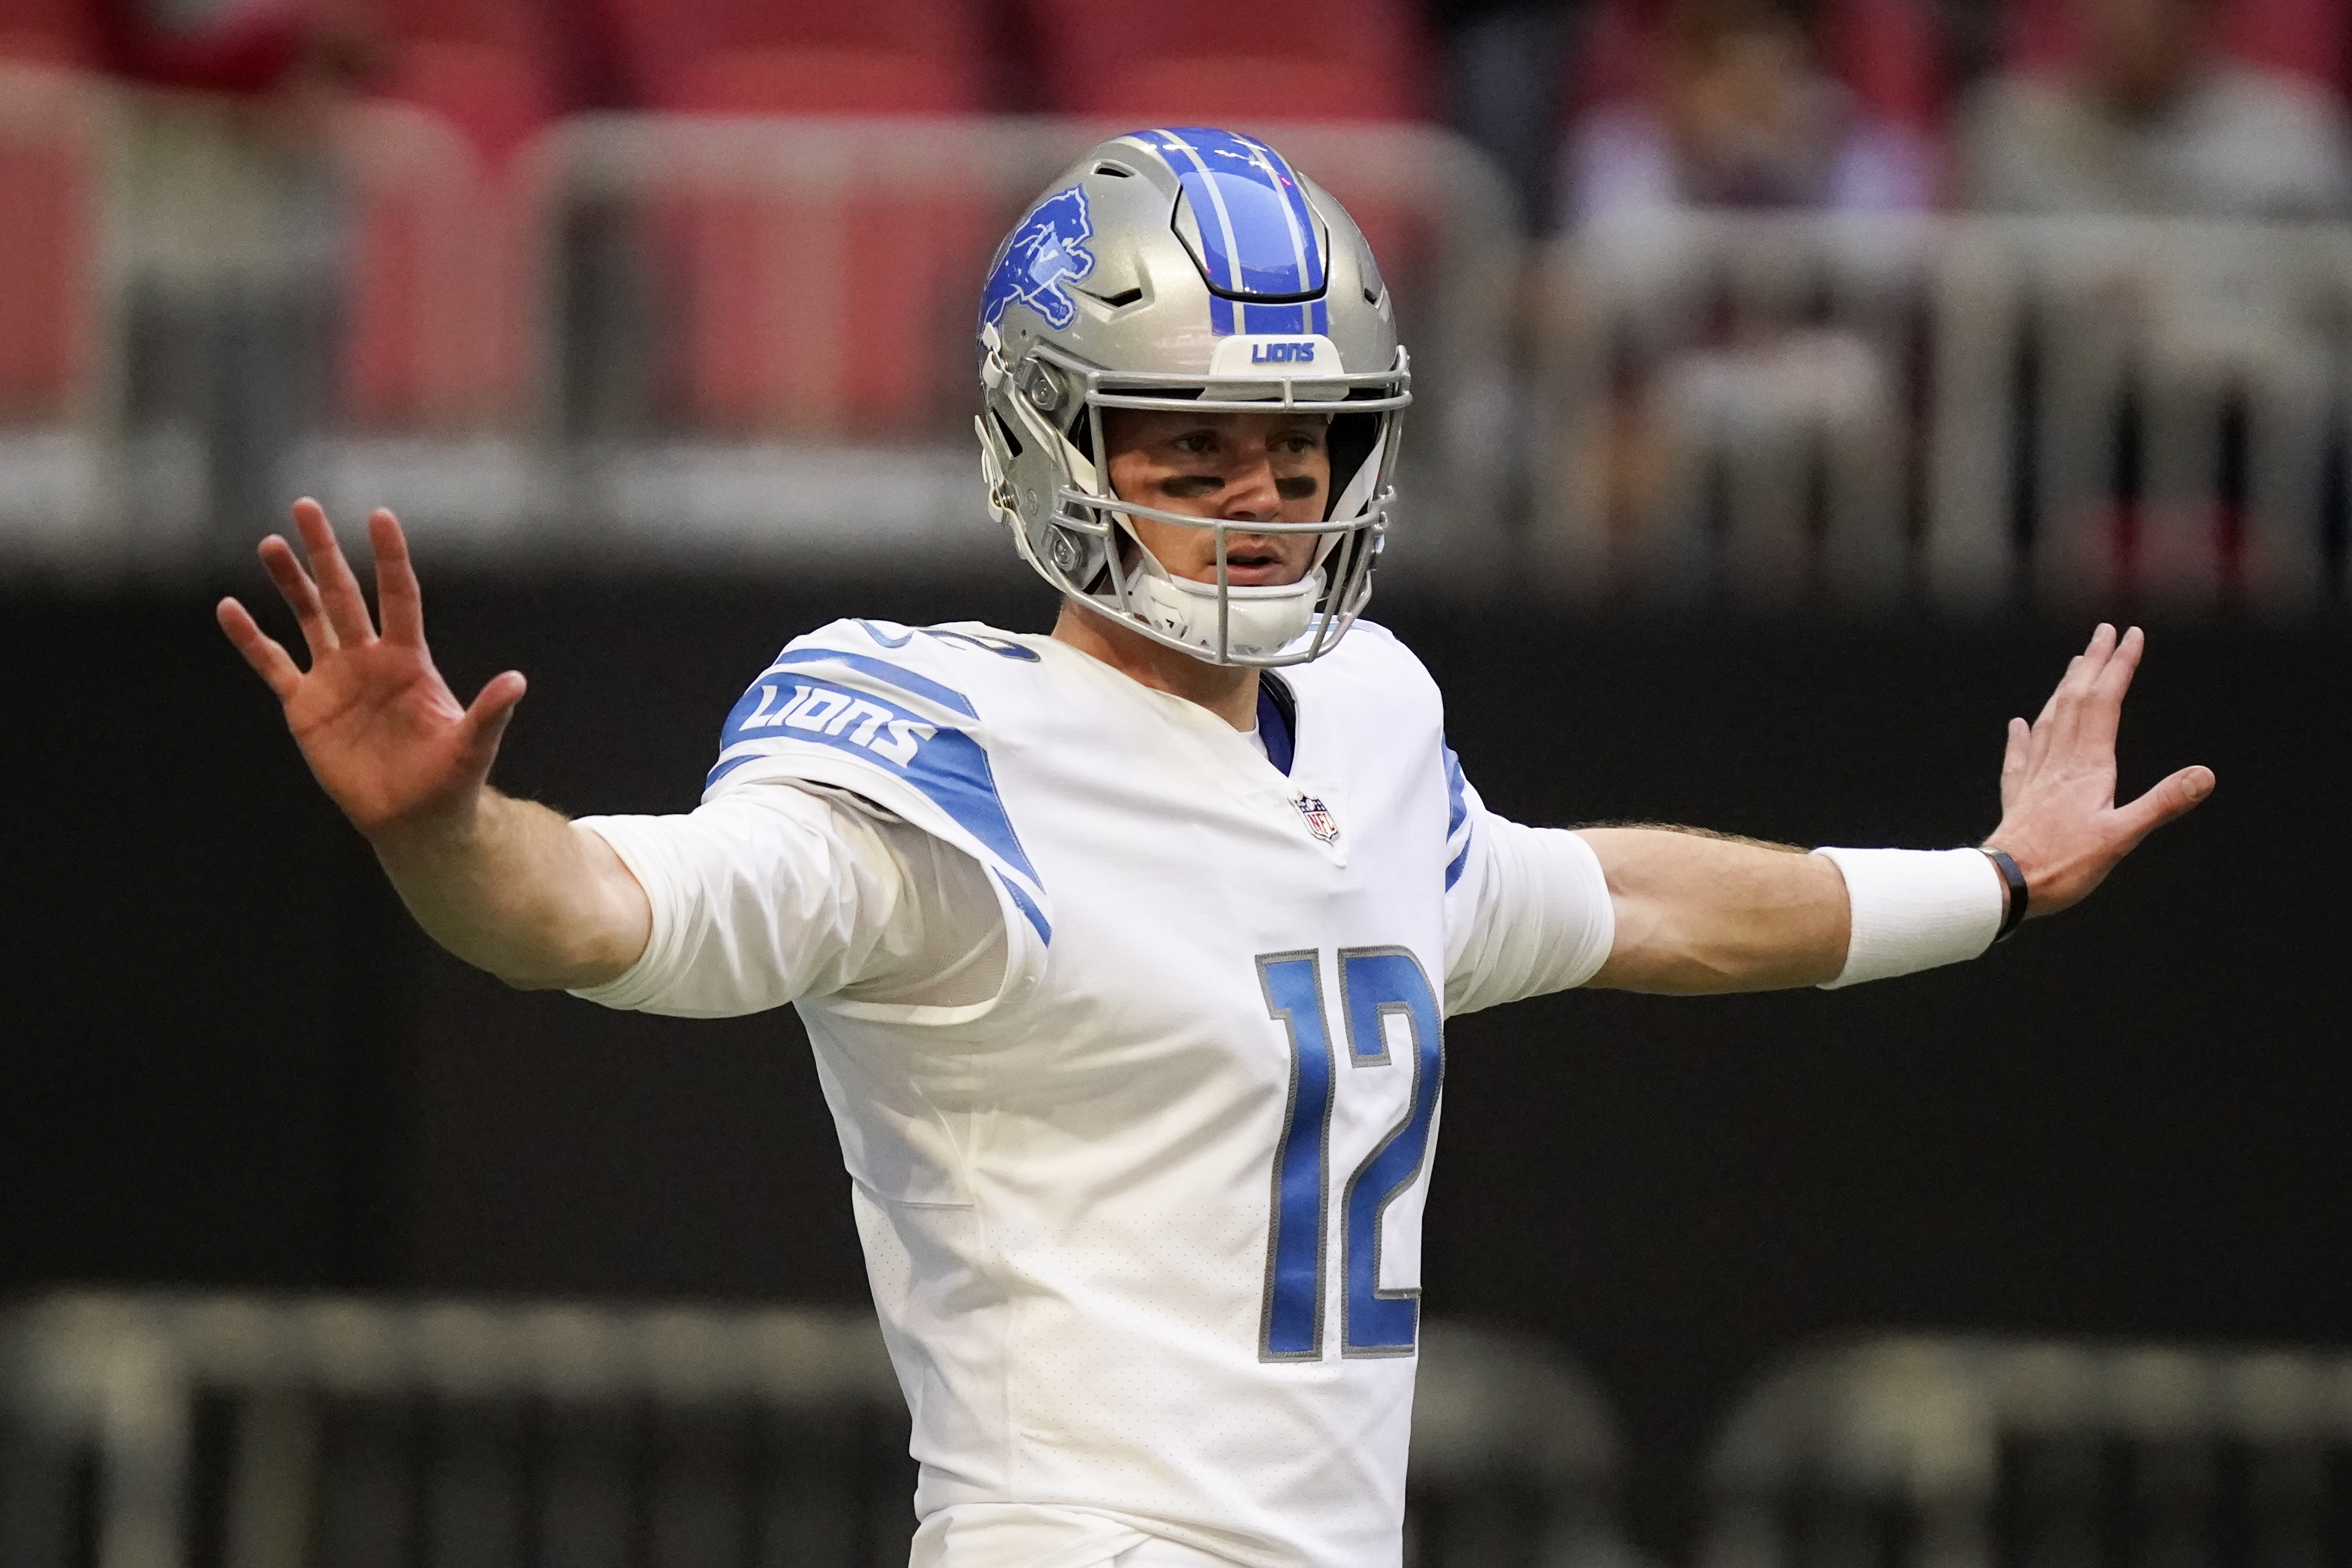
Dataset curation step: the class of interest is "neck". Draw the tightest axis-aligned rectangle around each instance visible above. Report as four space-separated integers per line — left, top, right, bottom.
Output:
1051 597 1261 731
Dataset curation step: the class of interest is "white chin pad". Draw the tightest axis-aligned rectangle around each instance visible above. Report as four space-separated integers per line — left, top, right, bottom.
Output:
1110 544 1322 659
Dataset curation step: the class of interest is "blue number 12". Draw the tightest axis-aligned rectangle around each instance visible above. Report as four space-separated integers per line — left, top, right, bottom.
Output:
1257 947 1444 1361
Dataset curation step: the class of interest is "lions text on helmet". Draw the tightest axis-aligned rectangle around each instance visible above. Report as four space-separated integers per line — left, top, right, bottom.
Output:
976 127 1411 667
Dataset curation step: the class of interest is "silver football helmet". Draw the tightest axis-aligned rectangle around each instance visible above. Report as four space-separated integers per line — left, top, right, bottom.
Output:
976 127 1411 666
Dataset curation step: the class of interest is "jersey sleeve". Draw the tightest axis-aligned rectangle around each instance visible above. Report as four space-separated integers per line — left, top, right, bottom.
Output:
1440 750 1618 1016
566 783 1005 1021
699 622 1054 979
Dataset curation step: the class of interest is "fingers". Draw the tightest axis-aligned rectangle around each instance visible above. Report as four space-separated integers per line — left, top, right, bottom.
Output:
1999 715 2029 804
216 596 303 700
2030 658 2075 731
258 532 335 659
2022 623 2121 767
2091 624 2143 697
2048 623 2118 746
290 498 378 648
2111 763 2216 849
2077 624 2145 752
369 508 426 646
457 670 529 773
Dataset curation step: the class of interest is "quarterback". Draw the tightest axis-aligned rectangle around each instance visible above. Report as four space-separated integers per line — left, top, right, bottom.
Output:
219 129 2212 1568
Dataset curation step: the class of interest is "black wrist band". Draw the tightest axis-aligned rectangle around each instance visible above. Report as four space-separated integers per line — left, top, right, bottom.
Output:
1981 847 2028 941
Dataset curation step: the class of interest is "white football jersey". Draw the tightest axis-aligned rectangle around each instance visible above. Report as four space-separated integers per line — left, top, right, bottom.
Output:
580 618 1615 1568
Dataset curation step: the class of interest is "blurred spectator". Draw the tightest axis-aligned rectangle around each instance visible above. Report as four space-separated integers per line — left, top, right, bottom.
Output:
99 0 354 96
1432 0 1584 233
0 0 327 83
1962 0 2352 216
1563 0 1936 222
83 0 372 544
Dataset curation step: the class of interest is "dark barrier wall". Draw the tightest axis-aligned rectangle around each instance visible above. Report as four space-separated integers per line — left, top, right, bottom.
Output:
7 572 2347 1556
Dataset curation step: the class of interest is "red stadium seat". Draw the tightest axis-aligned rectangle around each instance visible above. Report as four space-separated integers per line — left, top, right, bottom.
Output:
2004 0 2350 93
363 0 562 164
599 0 990 114
0 0 97 68
641 149 1003 434
335 104 526 431
1829 0 1942 128
1020 0 1431 121
0 64 99 426
372 38 558 166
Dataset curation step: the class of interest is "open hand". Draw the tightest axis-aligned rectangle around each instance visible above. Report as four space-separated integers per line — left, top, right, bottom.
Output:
1986 624 2213 920
217 500 525 844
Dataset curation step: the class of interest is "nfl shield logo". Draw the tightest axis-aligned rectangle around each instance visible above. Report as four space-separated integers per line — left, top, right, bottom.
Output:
1291 793 1340 844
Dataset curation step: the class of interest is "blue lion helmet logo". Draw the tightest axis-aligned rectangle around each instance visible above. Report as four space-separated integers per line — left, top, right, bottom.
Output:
980 186 1095 334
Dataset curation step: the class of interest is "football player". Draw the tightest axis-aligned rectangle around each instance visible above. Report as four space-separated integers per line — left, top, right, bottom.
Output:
218 128 2212 1568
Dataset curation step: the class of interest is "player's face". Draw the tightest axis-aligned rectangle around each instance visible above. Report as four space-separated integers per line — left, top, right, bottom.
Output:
1102 409 1332 587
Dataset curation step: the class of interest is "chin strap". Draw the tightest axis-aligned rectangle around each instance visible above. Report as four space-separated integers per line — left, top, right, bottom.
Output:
1105 542 1324 660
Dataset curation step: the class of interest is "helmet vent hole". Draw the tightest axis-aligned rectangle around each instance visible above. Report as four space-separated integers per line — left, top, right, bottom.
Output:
1094 161 1136 178
1363 286 1381 305
1094 287 1143 307
990 409 1025 459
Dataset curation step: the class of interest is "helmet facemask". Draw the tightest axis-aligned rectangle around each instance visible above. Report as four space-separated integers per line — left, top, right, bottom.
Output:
990 339 1407 666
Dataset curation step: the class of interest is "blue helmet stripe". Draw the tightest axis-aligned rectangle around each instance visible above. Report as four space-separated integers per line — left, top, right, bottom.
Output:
1241 301 1308 334
1153 128 1243 292
1230 130 1325 293
1152 126 1325 299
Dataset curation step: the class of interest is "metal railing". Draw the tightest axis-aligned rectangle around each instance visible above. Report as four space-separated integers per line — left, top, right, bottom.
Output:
1700 1334 2352 1568
0 71 1520 583
0 1293 917 1568
1537 213 2352 617
10 61 2347 615
1 1293 1629 1568
515 114 1515 577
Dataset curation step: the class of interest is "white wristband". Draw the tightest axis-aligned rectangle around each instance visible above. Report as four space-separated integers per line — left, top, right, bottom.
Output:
1812 847 2005 990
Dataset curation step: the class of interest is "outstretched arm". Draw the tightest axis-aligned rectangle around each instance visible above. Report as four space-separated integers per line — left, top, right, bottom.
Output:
1580 624 2213 995
219 500 650 989
1579 828 1846 993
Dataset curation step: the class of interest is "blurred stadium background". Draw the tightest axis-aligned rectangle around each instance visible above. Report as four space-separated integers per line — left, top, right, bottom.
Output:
3 0 2348 1562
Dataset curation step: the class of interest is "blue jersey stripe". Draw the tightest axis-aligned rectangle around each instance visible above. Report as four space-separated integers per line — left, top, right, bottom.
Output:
908 728 1041 887
1441 741 1472 891
708 749 764 788
997 871 1052 945
761 648 978 718
709 674 1043 899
